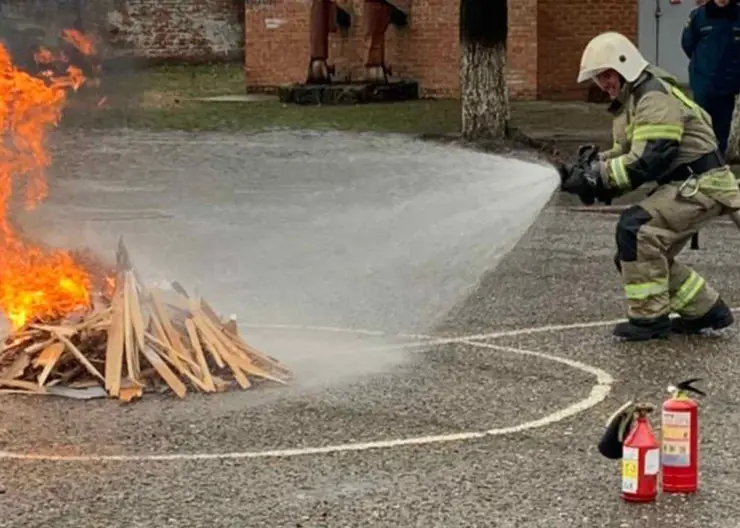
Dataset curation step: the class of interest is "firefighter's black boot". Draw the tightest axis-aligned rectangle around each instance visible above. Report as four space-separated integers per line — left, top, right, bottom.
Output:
671 297 734 334
613 314 672 341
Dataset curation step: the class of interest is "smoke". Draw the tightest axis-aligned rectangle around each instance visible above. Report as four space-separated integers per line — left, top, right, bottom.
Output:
10 129 559 389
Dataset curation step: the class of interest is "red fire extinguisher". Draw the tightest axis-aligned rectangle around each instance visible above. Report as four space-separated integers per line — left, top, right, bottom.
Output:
621 403 660 502
662 378 706 494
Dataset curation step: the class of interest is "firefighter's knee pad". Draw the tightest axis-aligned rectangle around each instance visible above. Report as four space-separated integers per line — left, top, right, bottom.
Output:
616 205 652 262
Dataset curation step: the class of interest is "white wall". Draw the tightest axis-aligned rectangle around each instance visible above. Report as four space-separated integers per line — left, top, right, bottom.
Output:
638 0 696 85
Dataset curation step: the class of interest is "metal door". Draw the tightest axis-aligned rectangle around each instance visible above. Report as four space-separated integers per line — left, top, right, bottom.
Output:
638 0 697 85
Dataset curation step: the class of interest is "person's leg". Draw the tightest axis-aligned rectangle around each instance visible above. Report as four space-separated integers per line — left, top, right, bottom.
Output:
693 90 718 145
668 258 733 333
613 184 726 340
613 201 673 340
666 232 733 333
710 94 735 156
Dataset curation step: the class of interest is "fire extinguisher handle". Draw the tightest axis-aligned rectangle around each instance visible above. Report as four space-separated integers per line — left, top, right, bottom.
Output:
674 377 707 397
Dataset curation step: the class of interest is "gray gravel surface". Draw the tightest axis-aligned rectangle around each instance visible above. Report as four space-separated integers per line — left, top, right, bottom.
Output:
2 131 739 528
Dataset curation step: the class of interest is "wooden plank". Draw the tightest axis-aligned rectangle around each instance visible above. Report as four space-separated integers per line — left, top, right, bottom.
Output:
225 330 291 375
127 272 147 351
75 307 112 330
148 342 211 392
118 385 143 402
149 287 190 312
210 375 230 392
184 318 216 392
192 309 289 385
224 316 238 336
116 236 146 285
0 388 50 395
140 345 187 398
193 314 250 389
52 333 105 383
150 290 191 361
200 298 224 326
190 314 225 369
227 352 288 385
105 288 125 396
1 352 30 380
26 337 57 356
145 332 200 373
147 297 172 345
34 341 61 368
1 335 36 354
37 342 65 387
171 281 190 298
29 324 77 337
126 271 145 377
0 379 46 393
144 294 189 375
123 271 140 382
198 315 286 385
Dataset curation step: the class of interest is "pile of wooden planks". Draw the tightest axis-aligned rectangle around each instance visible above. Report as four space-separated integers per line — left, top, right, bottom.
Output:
0 239 291 402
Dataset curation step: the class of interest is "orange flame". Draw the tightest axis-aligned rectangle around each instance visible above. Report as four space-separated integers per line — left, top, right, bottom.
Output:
62 29 96 56
0 33 96 330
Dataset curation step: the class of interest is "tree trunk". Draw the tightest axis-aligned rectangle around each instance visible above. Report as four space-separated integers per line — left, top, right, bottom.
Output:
459 0 508 142
727 95 740 163
460 40 508 141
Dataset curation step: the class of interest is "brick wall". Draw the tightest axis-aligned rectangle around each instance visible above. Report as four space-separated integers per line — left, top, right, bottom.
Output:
245 0 638 100
0 0 245 62
537 0 638 100
508 0 538 100
105 0 244 61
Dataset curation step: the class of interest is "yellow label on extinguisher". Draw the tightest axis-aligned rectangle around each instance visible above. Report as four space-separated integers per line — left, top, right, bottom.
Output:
662 410 691 467
622 446 639 493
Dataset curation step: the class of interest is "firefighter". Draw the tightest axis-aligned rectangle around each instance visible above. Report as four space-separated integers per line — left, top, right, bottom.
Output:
560 31 740 341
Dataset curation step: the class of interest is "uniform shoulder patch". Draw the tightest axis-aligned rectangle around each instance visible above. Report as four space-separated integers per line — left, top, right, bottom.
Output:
685 7 699 27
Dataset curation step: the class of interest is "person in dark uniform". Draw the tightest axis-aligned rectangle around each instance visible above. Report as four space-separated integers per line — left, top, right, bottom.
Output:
681 0 740 155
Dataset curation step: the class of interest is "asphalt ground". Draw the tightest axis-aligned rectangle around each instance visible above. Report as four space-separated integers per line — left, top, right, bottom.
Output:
2 133 740 528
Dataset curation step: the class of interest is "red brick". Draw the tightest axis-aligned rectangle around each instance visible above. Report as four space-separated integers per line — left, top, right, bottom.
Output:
245 0 638 100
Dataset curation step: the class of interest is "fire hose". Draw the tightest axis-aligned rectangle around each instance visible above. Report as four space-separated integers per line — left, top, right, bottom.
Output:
558 146 740 250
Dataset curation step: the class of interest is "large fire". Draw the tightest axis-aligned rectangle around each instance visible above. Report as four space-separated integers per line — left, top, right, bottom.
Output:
0 31 97 330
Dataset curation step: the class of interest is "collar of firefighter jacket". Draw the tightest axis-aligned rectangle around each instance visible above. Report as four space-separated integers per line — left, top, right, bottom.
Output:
607 99 624 115
620 68 654 105
615 74 639 106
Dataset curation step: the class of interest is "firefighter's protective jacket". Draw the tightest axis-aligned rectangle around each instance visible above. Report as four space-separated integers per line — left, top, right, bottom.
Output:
600 65 740 210
601 103 629 160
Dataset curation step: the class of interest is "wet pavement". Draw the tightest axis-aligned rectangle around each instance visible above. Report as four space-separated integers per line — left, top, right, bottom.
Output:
2 130 740 528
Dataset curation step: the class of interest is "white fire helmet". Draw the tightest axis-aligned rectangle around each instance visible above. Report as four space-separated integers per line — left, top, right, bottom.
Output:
577 32 649 84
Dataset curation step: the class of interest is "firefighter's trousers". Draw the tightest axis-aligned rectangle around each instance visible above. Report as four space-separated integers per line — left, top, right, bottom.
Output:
615 180 724 321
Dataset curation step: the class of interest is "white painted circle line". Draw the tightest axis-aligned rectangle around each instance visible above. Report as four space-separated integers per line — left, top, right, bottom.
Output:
0 337 614 463
239 317 627 354
259 304 740 354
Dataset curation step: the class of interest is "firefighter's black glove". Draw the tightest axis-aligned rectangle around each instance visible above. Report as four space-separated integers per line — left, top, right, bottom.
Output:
559 160 612 206
598 400 635 460
577 143 599 160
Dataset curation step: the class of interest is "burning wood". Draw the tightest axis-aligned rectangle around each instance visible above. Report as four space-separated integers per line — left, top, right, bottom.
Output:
0 239 291 401
0 30 291 400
